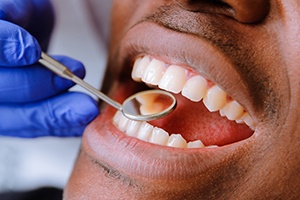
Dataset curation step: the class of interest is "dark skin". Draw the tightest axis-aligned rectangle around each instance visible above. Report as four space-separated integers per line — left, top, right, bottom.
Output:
64 0 300 199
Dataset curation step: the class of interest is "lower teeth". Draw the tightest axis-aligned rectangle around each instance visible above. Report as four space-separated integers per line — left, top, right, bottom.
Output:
113 111 216 149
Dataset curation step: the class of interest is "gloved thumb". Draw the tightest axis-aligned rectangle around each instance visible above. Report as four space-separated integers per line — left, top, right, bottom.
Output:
0 20 41 67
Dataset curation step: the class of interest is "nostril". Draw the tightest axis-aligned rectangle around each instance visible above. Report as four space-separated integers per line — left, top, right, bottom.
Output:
174 0 270 24
222 0 270 23
174 0 233 12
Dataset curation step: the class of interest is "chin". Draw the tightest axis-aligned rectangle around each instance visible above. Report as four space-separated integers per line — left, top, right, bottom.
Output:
64 1 300 199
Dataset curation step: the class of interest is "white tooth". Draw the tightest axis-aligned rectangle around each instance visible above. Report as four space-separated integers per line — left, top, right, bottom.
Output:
131 56 151 81
149 127 169 145
131 57 142 81
219 108 226 117
159 65 187 93
206 145 219 148
187 140 205 148
220 100 244 120
242 113 256 127
137 122 153 141
235 114 245 124
235 112 255 128
126 120 141 137
203 85 227 112
167 134 187 148
182 75 208 102
142 58 166 85
118 114 129 132
113 111 122 125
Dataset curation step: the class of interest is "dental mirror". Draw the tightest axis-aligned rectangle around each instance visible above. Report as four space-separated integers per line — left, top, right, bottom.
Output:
39 52 177 121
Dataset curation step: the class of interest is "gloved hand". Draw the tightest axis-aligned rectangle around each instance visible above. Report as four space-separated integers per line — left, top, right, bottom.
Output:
0 0 99 137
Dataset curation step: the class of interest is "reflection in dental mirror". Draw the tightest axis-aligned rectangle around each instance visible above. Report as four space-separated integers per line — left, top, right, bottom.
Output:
122 90 177 121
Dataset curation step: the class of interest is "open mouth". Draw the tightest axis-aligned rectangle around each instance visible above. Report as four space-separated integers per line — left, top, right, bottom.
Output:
112 54 255 148
78 20 267 190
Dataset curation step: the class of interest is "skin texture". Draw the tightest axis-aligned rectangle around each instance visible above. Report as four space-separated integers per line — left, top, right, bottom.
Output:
64 0 300 199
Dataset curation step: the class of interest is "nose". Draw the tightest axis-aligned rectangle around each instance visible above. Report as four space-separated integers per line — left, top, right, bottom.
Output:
175 0 270 23
222 0 270 23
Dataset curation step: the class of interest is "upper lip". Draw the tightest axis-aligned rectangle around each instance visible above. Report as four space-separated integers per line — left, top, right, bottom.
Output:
116 21 256 120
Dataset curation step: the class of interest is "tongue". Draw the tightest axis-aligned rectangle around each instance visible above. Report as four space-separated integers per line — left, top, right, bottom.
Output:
150 94 253 146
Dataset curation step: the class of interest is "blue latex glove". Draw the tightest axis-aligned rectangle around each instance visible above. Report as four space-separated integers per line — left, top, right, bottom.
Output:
0 0 99 137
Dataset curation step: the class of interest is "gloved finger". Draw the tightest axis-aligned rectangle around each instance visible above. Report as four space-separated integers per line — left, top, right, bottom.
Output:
0 55 86 103
0 92 99 137
0 20 41 67
0 0 54 50
26 0 55 50
0 0 35 26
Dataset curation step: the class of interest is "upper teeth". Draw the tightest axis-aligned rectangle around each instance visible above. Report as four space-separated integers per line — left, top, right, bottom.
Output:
112 55 256 149
132 56 255 128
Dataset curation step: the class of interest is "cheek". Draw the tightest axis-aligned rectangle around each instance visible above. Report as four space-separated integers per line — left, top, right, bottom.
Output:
111 0 137 37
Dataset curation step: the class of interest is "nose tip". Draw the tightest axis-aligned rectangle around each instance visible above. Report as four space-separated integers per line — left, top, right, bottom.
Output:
223 0 270 23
